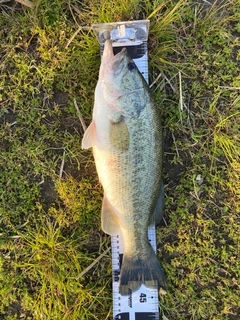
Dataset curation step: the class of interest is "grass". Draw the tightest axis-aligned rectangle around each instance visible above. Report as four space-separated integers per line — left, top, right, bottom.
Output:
0 0 239 319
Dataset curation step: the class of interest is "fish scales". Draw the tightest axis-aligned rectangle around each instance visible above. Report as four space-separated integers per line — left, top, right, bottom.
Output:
82 40 167 295
99 114 159 250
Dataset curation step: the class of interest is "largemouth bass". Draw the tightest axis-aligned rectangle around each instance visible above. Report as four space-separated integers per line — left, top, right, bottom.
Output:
82 40 167 295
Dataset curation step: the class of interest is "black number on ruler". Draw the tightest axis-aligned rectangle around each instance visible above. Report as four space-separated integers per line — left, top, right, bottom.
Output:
139 293 147 303
113 270 120 282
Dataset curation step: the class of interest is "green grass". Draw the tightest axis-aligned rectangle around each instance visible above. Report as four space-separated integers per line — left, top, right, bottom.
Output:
0 0 239 319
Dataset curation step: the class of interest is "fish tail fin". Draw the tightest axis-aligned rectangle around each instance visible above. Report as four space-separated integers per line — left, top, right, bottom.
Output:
119 247 167 295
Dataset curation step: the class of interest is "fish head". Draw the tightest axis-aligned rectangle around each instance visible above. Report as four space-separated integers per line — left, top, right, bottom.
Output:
99 40 149 120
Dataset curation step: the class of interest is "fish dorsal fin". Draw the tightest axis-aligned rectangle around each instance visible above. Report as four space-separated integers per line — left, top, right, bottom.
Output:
149 181 164 226
81 121 96 149
101 194 121 236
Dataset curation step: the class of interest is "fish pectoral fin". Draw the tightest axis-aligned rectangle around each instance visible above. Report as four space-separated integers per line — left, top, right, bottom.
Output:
149 180 164 226
101 195 121 236
81 121 96 149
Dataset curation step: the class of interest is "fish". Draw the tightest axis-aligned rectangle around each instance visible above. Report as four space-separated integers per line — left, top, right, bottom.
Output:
82 39 167 295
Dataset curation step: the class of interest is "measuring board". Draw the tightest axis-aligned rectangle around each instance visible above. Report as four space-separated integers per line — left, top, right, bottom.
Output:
92 20 160 320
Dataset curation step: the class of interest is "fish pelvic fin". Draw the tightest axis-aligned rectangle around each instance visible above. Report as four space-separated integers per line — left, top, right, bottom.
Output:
119 247 167 296
81 121 96 149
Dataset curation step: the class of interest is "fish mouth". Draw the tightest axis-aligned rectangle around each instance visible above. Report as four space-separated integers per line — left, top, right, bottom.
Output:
102 40 127 75
112 49 126 74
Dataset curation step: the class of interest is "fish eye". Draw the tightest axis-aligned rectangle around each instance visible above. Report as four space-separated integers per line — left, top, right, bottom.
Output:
127 62 136 71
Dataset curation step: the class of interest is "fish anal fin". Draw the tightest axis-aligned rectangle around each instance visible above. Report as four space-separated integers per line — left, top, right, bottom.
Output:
101 195 120 236
81 121 96 149
149 180 164 226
